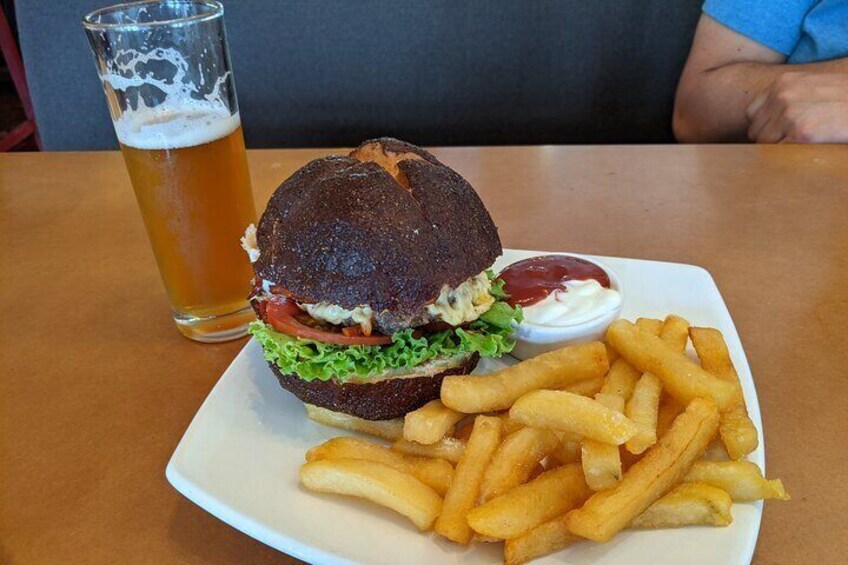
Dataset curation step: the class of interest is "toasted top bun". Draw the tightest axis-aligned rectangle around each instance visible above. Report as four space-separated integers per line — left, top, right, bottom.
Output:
254 138 501 315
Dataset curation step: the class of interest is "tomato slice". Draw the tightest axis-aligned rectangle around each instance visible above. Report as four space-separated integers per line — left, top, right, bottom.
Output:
265 297 392 346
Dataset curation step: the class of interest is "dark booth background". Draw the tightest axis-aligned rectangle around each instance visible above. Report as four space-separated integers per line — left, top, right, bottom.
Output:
16 1 702 151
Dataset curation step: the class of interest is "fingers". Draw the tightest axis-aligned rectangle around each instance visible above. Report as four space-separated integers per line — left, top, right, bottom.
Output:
781 107 819 143
747 72 848 143
746 85 779 142
746 107 772 142
745 89 769 121
746 78 792 143
747 99 785 143
750 114 787 144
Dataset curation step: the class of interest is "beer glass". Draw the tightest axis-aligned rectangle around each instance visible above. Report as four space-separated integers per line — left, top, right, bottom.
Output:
84 1 256 342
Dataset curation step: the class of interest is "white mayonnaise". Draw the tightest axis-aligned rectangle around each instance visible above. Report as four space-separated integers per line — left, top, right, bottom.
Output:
521 279 622 327
240 223 260 263
260 279 275 293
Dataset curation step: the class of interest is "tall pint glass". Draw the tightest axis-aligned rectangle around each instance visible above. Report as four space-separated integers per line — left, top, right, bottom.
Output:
84 1 256 342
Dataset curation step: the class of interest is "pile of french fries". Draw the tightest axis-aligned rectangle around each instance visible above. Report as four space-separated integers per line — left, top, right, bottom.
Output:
299 315 788 564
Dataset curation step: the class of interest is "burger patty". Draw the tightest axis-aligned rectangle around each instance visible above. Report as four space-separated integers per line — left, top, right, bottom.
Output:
371 309 434 335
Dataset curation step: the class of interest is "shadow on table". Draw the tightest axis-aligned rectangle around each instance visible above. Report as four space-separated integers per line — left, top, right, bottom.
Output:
166 497 301 564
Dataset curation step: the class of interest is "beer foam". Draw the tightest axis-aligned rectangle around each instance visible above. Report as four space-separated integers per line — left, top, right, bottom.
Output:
100 46 239 150
115 104 240 150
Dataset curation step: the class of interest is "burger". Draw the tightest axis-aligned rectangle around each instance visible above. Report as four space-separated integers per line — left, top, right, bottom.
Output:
241 138 522 420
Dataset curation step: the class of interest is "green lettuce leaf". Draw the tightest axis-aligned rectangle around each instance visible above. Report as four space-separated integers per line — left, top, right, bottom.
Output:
486 268 509 300
478 300 523 329
249 296 522 383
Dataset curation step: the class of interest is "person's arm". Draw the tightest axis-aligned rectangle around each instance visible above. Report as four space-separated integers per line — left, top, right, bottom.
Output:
673 15 848 143
673 16 785 142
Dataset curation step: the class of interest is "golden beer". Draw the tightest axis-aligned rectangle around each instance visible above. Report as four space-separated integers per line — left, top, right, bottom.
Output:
119 114 256 341
85 1 256 341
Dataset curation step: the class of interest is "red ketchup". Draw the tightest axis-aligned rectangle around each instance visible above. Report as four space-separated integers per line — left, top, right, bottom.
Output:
499 255 611 308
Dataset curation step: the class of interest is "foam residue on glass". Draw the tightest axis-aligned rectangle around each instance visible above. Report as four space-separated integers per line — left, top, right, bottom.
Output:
99 46 239 150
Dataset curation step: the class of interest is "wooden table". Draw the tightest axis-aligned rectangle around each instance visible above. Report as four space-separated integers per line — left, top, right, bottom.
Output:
2 145 846 564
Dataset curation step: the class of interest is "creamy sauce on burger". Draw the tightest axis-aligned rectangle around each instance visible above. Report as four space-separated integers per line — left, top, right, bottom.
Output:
240 224 260 263
299 272 494 330
427 272 494 326
302 302 374 335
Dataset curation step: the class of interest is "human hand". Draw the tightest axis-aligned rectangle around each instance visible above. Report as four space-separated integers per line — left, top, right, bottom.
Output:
745 72 848 143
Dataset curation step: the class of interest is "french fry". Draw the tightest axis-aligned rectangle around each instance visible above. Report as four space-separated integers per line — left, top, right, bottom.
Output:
690 327 759 460
392 437 466 464
605 320 736 410
503 476 731 564
542 456 562 470
305 404 403 441
403 400 464 445
565 397 720 542
435 415 502 544
631 482 732 528
453 416 475 441
635 317 663 336
300 318 780 558
555 429 584 443
655 394 685 440
684 460 789 501
441 342 609 413
503 479 731 564
659 314 690 353
563 375 606 397
479 427 560 503
551 439 582 465
510 390 637 445
581 393 625 490
305 437 454 496
604 342 620 364
299 458 443 531
495 412 525 436
504 516 582 565
619 444 642 470
688 328 737 382
469 464 591 540
625 373 663 454
702 439 730 461
716 404 757 460
528 463 546 481
623 316 686 454
600 358 641 400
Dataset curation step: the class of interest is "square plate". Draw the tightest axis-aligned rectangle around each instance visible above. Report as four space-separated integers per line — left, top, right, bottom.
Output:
166 249 764 565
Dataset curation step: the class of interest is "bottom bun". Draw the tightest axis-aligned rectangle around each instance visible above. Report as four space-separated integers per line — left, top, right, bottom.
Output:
268 353 480 420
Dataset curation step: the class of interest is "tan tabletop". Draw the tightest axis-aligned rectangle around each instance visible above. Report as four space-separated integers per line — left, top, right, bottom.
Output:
2 145 846 564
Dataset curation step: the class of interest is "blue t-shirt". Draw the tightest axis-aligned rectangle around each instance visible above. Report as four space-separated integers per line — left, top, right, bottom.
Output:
703 0 848 63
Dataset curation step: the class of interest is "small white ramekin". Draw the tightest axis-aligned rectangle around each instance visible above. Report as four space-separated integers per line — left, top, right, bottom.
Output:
509 255 624 360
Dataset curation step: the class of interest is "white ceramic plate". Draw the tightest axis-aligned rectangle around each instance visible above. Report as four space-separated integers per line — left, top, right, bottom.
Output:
166 249 765 565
